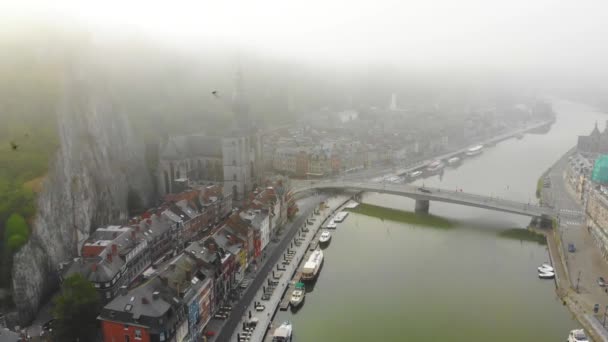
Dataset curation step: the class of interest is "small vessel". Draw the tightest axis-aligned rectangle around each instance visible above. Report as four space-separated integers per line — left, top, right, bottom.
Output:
301 249 324 281
538 264 554 273
272 321 293 342
333 211 349 223
325 220 337 229
538 271 555 279
409 170 423 178
568 329 588 342
465 145 484 156
290 282 305 308
426 160 445 172
319 230 331 244
447 157 461 165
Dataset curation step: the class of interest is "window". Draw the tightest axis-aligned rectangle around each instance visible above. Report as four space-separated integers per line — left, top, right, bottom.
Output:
159 332 166 342
125 336 130 342
106 292 111 299
134 329 142 339
94 283 100 288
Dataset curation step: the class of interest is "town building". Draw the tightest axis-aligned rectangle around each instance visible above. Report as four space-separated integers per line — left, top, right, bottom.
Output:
586 188 608 261
61 226 150 303
98 276 188 342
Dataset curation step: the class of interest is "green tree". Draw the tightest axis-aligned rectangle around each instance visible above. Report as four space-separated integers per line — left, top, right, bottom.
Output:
52 274 101 342
4 213 29 252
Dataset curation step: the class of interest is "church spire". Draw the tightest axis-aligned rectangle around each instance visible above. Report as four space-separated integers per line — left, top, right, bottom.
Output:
232 66 250 130
592 121 600 136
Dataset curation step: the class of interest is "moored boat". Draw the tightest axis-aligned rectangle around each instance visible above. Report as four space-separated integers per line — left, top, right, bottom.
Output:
537 265 554 273
568 329 588 342
325 220 337 229
319 230 331 244
465 145 484 156
447 157 461 165
301 249 324 281
333 211 349 222
408 170 423 178
538 271 555 279
290 282 305 308
272 321 293 342
426 160 445 172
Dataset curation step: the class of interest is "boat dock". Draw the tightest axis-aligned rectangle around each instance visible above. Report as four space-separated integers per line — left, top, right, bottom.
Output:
229 195 351 342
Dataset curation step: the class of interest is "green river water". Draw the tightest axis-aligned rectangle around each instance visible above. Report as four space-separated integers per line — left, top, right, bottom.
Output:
275 100 607 341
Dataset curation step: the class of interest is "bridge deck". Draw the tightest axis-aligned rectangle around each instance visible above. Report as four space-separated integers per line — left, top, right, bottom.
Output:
294 181 556 218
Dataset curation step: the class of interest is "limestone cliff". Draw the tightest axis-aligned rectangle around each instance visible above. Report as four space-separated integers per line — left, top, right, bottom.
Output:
11 76 154 324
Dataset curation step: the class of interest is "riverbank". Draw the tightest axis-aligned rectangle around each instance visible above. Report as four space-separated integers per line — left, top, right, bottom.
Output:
225 194 353 342
540 148 608 342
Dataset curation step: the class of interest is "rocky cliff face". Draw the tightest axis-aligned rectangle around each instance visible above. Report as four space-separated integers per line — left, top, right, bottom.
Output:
11 76 154 324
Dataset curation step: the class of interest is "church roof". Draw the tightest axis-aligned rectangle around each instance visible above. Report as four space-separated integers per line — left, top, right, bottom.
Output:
160 135 222 160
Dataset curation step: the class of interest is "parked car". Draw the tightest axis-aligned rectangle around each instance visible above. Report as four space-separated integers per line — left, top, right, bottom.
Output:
568 243 576 253
598 277 606 287
418 187 431 193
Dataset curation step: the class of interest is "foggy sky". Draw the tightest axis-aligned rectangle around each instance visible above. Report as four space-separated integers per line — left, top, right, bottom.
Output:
2 0 608 80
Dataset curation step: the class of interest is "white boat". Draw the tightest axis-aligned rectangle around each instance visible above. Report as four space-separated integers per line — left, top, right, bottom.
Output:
568 329 588 342
272 321 293 342
537 265 554 273
301 249 324 281
325 220 337 229
538 271 555 279
333 211 349 223
447 157 461 165
344 201 359 209
409 170 423 178
426 160 445 172
465 145 484 156
290 283 305 307
319 230 331 244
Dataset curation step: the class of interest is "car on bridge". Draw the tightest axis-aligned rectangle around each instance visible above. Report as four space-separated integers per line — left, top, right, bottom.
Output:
418 187 432 193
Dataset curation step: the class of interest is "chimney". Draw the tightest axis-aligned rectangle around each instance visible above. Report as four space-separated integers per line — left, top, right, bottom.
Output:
152 291 160 300
112 244 117 255
107 253 113 263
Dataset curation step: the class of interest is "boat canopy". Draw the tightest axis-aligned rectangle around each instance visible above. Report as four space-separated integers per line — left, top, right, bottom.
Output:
295 282 305 290
274 327 290 338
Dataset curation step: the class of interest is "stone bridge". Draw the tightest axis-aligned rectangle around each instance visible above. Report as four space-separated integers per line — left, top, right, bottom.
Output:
293 181 557 219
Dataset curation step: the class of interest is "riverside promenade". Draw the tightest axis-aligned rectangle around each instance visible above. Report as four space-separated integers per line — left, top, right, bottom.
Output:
228 195 351 342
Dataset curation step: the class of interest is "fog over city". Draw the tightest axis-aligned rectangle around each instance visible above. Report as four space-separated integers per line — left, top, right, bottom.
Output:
3 0 608 80
4 1 608 341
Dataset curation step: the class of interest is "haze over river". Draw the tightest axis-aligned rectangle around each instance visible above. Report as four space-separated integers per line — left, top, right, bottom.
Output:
274 100 608 341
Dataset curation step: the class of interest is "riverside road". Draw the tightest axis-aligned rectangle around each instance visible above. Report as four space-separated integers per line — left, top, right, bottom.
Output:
211 195 325 342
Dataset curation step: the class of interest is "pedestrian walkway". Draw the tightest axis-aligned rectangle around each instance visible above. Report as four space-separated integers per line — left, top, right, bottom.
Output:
229 195 350 342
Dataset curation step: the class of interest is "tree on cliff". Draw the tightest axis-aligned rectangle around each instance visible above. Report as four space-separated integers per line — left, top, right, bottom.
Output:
52 274 101 342
4 213 29 251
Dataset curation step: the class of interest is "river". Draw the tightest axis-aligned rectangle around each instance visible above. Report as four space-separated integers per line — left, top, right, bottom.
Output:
274 100 608 341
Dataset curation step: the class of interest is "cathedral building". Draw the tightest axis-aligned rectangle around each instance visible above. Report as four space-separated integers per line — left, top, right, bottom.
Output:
158 69 263 203
577 121 608 156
